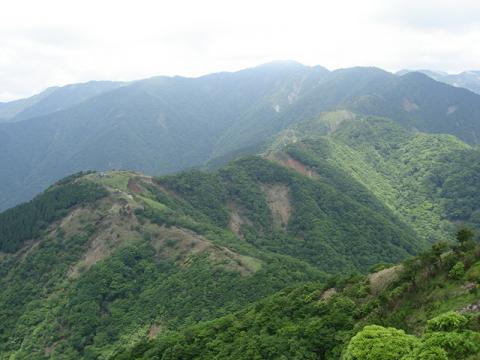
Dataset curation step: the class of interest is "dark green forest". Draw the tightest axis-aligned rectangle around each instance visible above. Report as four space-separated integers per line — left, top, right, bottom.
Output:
0 173 106 252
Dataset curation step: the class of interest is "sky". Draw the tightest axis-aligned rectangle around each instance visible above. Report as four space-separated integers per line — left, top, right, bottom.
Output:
1 0 480 101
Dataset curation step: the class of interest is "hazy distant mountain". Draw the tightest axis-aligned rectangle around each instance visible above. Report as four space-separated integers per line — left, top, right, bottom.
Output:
0 87 58 122
0 80 125 123
1 61 480 210
397 69 480 95
0 61 328 210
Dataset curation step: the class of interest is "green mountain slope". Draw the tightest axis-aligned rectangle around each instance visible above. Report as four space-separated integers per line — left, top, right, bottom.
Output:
277 68 480 145
155 156 418 272
0 146 420 359
0 62 327 211
0 170 325 359
116 233 480 360
3 62 480 212
267 112 480 243
2 63 480 360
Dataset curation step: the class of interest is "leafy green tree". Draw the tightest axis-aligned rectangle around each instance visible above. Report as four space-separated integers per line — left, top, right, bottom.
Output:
402 346 448 360
448 262 465 280
426 311 468 332
455 228 476 253
431 242 449 268
457 228 474 244
343 325 418 360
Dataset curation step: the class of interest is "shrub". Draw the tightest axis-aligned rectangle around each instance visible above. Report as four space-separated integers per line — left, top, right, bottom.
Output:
426 311 468 332
448 262 465 280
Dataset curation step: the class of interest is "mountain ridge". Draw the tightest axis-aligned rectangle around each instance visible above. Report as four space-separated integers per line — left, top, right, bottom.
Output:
1 107 480 358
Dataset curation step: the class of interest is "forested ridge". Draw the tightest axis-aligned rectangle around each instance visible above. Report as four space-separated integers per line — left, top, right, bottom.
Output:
0 172 106 252
0 112 479 359
115 229 480 360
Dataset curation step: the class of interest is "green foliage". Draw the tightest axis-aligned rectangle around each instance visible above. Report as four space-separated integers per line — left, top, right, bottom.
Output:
156 155 417 274
448 262 465 280
0 179 107 252
0 171 333 358
287 116 480 243
0 231 93 352
347 312 480 360
418 331 480 359
426 311 468 332
402 346 448 360
343 325 419 360
3 108 480 359
116 242 480 360
117 288 358 360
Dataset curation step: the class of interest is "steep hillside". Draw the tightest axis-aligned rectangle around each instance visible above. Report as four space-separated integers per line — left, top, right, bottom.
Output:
267 112 480 243
2 62 480 211
0 169 328 359
11 81 126 122
116 233 480 360
0 148 421 359
155 156 418 272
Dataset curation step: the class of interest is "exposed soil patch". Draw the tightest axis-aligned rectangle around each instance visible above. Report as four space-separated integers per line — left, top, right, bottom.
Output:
127 178 142 193
227 201 252 238
320 288 337 301
151 226 211 259
68 197 143 279
45 341 59 357
459 301 480 314
369 265 403 294
260 184 291 229
403 98 419 112
278 155 320 179
150 226 260 276
148 324 163 339
447 105 457 115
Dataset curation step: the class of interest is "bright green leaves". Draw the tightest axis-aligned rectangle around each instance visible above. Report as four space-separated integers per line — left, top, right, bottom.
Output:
344 312 480 360
343 325 418 360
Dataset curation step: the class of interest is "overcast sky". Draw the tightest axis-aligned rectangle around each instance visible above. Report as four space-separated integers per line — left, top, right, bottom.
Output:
1 0 480 101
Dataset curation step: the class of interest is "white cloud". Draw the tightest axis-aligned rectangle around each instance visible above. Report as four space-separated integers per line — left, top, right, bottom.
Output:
1 0 480 101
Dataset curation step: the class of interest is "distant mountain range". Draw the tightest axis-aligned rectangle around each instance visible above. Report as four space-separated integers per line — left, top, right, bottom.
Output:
397 69 480 95
0 81 125 123
1 61 480 211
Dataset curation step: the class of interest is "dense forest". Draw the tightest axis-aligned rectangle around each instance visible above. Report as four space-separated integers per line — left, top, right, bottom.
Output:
115 229 480 359
0 172 106 252
155 155 418 273
274 114 480 243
